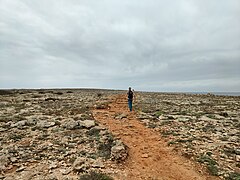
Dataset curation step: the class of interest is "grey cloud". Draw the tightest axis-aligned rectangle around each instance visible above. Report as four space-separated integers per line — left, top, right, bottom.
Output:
0 0 240 91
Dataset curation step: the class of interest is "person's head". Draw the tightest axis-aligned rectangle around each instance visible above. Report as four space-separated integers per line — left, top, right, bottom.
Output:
129 87 131 91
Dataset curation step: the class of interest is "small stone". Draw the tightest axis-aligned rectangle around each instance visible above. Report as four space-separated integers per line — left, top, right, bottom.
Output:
64 118 78 130
141 154 149 158
49 162 58 169
11 120 27 128
0 128 7 132
115 113 127 119
10 157 18 163
92 160 104 168
0 155 9 171
60 168 72 175
236 155 240 162
16 166 25 172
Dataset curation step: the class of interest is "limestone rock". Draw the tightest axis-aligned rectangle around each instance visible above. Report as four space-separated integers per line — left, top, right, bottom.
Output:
0 155 9 172
79 120 95 129
72 157 90 171
141 154 149 158
16 166 25 172
111 140 128 161
92 160 104 168
37 120 55 128
60 168 72 175
10 120 27 128
64 118 79 130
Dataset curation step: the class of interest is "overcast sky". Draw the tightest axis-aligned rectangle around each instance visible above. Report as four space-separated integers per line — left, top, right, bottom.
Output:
0 0 240 92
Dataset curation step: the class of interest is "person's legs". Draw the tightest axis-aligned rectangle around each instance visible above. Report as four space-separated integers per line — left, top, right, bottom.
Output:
128 99 132 111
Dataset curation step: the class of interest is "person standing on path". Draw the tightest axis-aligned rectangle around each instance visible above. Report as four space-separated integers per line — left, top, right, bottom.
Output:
127 87 134 111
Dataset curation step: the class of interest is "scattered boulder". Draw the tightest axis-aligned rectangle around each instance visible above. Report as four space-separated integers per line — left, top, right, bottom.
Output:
79 120 95 129
37 120 55 128
111 140 128 161
16 166 25 172
10 120 27 129
63 118 79 130
92 160 104 168
0 155 10 172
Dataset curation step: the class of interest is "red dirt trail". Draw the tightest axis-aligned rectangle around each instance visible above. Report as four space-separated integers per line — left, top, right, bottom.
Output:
93 94 219 180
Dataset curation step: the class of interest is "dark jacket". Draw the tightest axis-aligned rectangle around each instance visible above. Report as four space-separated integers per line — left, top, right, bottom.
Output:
127 90 133 100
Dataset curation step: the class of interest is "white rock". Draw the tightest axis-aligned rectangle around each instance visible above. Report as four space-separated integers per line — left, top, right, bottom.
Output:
37 121 55 128
0 155 9 171
111 141 128 161
60 168 72 175
236 155 240 162
79 120 95 128
141 154 149 158
92 160 104 168
10 120 27 128
16 166 25 172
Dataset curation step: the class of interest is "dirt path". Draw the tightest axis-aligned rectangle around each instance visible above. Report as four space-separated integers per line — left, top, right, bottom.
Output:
93 94 219 180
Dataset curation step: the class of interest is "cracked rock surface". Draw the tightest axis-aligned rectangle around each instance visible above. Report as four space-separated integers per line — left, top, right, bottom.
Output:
135 92 240 179
0 89 126 180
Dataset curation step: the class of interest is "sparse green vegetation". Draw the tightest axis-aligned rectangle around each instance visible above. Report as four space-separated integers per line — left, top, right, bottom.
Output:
87 128 101 140
159 120 172 126
206 114 215 119
202 124 216 132
168 141 177 145
0 90 13 95
154 111 163 117
161 130 173 136
80 171 113 180
227 172 240 180
9 134 24 141
219 136 229 141
0 89 239 179
148 123 157 128
207 163 219 176
197 154 218 176
98 134 115 159
179 110 188 115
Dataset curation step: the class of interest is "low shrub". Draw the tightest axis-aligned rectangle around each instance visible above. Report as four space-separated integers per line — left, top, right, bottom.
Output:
80 171 113 180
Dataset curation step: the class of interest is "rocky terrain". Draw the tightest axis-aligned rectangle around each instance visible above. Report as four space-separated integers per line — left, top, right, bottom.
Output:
0 89 127 180
0 89 239 180
134 92 240 179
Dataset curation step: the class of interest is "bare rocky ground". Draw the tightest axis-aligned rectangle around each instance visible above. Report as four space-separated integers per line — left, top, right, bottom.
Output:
0 89 126 180
0 89 239 180
134 92 240 180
